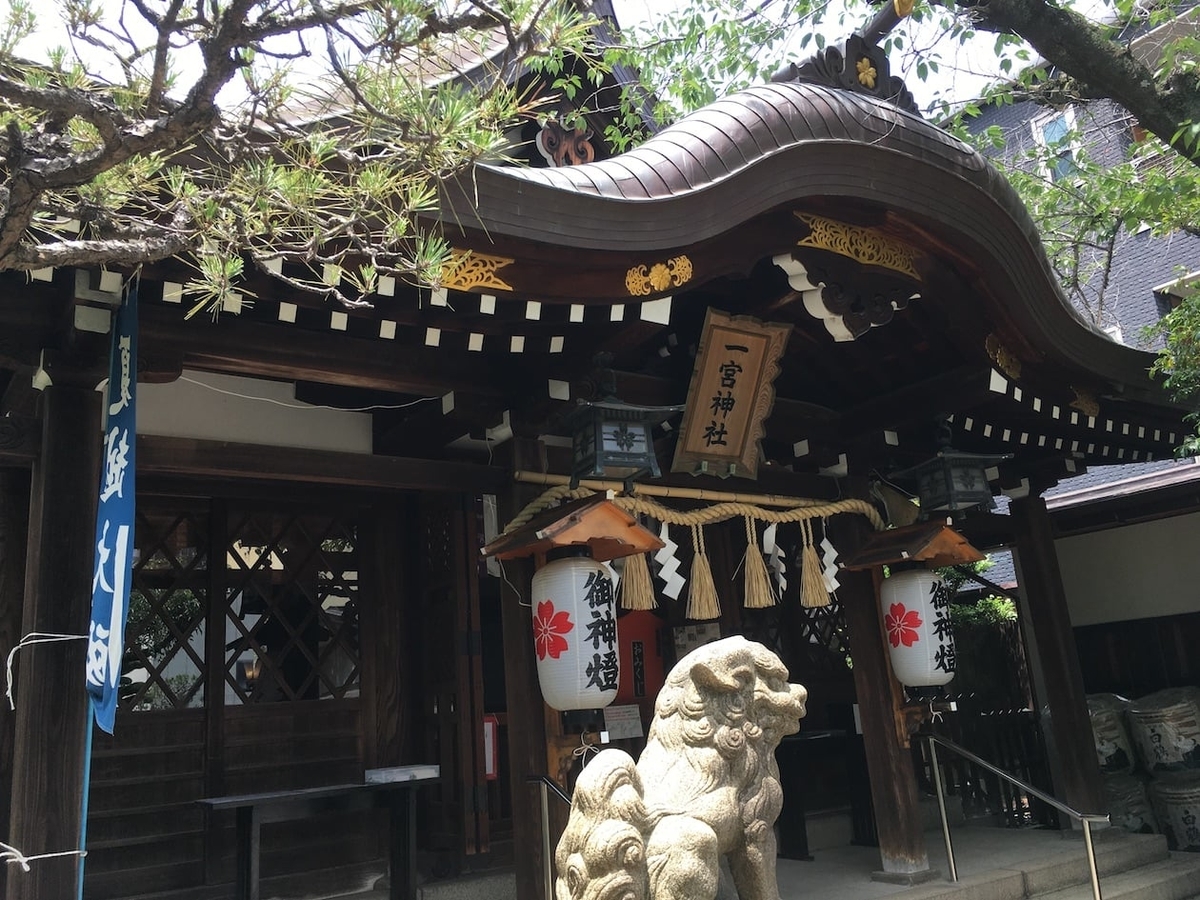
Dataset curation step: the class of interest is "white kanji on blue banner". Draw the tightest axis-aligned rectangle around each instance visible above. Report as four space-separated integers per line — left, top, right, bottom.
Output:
86 281 137 734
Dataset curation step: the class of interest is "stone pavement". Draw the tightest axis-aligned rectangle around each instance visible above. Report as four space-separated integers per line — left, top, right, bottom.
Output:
317 821 1199 900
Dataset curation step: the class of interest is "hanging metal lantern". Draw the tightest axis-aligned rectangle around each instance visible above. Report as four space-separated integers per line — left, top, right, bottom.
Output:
879 568 955 688
893 447 1009 515
530 547 620 711
565 399 683 487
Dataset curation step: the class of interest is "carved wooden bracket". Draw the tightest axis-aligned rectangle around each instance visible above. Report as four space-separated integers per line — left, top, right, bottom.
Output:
536 119 596 167
773 249 921 342
0 414 41 464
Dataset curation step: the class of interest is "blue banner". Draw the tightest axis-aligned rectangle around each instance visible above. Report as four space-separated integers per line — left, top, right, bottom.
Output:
85 280 138 734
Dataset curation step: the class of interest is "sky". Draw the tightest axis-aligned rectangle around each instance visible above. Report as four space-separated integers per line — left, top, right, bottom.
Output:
607 0 1108 113
11 0 1114 116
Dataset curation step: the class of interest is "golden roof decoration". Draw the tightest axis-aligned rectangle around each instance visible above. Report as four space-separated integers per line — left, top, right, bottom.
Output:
793 213 920 280
441 249 514 292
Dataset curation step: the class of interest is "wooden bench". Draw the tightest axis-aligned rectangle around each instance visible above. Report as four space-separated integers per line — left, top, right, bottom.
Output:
198 770 439 900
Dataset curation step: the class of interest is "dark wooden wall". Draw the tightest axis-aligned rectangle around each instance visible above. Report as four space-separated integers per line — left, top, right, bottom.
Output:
79 487 414 900
85 702 370 900
86 711 208 898
1075 611 1200 698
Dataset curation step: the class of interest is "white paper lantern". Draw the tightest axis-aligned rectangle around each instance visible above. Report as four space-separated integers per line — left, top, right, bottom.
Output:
879 569 955 688
530 549 620 711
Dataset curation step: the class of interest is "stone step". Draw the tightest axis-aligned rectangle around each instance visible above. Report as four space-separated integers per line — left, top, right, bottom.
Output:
888 832 1188 900
1034 854 1200 900
1017 832 1168 896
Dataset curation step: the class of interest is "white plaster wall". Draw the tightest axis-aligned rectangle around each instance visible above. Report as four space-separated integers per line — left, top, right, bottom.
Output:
137 370 373 454
1057 510 1200 626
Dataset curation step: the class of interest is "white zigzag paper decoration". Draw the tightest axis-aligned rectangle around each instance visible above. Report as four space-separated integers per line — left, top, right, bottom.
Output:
762 522 788 595
654 520 685 600
820 535 840 593
603 561 620 594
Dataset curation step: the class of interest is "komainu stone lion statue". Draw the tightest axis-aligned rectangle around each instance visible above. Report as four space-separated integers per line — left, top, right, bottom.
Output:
555 636 807 900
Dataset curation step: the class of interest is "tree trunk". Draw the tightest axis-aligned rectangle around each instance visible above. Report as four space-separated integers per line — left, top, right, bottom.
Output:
949 0 1200 166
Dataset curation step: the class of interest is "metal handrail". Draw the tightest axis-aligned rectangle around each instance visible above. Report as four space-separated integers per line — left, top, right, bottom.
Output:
921 732 1108 900
528 774 572 806
527 776 571 900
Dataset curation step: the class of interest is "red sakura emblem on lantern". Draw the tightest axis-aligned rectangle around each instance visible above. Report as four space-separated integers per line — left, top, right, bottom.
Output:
885 602 923 648
533 600 574 660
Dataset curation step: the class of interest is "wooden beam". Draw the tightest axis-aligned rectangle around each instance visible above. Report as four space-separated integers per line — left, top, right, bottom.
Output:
137 434 507 494
956 510 1018 552
1009 496 1105 819
834 365 993 440
7 382 103 900
0 282 67 370
375 391 509 457
138 305 507 397
1051 480 1200 538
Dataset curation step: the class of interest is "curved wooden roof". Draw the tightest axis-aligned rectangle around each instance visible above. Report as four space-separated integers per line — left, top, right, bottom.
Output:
434 79 1189 487
441 80 1161 402
450 82 986 230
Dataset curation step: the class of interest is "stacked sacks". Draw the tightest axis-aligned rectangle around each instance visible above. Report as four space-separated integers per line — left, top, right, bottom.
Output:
1149 771 1200 852
1088 693 1136 774
1124 687 1200 851
1090 693 1157 839
1126 688 1200 774
1103 773 1158 834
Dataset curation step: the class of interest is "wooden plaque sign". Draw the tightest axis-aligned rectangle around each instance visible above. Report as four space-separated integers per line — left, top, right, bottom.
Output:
671 309 791 479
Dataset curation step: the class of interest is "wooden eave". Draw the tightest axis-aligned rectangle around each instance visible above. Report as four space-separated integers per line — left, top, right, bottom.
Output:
480 494 664 562
435 81 1174 409
840 519 985 570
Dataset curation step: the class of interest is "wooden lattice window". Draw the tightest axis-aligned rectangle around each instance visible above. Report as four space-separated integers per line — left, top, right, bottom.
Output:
796 599 851 674
223 510 361 704
740 606 785 659
121 508 209 711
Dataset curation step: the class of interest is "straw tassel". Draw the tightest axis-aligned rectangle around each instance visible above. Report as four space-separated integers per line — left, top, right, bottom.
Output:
799 518 831 608
742 516 777 609
686 524 721 620
619 551 657 610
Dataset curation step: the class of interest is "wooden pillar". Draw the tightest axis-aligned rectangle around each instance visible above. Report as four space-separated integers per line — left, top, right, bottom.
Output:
202 500 228 885
6 382 103 900
830 512 932 881
360 502 413 771
1010 495 1104 817
0 468 31 898
497 439 554 900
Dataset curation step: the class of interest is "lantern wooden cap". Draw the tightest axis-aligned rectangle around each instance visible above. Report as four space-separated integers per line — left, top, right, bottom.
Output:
840 519 984 570
482 495 664 563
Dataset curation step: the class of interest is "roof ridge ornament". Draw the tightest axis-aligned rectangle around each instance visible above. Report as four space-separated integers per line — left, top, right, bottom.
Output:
771 0 921 118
